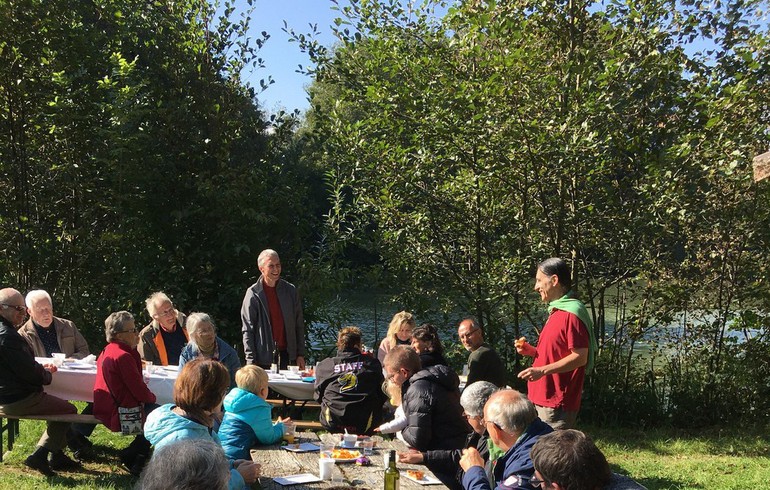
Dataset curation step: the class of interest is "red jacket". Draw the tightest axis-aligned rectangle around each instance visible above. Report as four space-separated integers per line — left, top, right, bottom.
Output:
93 341 156 432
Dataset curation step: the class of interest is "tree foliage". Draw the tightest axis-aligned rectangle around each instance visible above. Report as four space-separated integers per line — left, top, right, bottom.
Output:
300 0 770 425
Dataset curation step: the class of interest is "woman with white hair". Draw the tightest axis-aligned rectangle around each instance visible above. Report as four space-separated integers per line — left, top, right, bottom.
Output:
179 313 241 388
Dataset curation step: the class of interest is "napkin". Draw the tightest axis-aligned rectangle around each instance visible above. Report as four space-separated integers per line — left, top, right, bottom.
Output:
81 354 97 365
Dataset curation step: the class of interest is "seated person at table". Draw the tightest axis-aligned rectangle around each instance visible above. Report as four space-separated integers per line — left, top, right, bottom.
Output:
460 389 553 490
411 323 449 368
137 438 231 490
219 365 290 460
315 326 387 434
384 345 470 487
399 381 499 490
179 312 241 388
374 379 406 442
93 311 157 476
0 287 79 476
19 289 94 458
530 430 648 490
144 358 260 490
138 291 188 366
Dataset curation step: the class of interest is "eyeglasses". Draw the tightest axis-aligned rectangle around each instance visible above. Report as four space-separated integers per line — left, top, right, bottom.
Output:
463 413 481 421
120 328 138 334
459 328 479 339
387 368 406 381
529 476 546 487
1 304 26 312
157 307 175 317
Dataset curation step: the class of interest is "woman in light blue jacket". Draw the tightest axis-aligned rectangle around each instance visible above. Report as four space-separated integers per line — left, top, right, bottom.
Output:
178 312 241 388
144 359 259 490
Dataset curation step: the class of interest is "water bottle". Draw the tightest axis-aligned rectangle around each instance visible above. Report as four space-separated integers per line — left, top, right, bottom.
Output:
384 450 399 490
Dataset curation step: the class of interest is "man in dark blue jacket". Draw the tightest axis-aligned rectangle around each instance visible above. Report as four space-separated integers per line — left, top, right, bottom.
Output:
460 389 553 490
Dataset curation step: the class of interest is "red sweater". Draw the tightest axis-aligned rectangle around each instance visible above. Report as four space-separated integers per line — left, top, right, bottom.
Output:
93 341 156 432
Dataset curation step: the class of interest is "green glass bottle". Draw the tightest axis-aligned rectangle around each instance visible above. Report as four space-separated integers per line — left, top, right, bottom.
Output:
384 450 399 490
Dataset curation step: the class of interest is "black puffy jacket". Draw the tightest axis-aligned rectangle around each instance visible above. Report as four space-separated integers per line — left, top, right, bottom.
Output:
401 364 471 451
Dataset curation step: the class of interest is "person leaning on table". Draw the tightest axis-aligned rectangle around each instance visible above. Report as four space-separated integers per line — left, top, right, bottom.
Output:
530 429 647 490
93 310 157 476
138 291 188 366
179 312 241 389
18 289 95 459
0 287 80 476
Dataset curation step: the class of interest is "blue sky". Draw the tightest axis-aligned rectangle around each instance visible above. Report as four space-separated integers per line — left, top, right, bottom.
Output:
236 1 342 114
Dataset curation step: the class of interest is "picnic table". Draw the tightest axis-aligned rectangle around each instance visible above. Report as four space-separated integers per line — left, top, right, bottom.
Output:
250 431 448 489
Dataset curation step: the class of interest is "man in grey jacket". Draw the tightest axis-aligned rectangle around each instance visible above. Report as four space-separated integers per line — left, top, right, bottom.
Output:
241 249 306 370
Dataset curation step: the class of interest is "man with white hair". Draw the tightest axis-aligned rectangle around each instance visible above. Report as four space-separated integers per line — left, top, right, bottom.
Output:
0 287 80 475
241 249 306 370
18 289 94 458
460 389 553 490
18 289 90 359
138 291 188 366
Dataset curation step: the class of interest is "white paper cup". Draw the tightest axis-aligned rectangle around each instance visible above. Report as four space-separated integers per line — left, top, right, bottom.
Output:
342 433 357 447
52 353 65 367
319 458 335 480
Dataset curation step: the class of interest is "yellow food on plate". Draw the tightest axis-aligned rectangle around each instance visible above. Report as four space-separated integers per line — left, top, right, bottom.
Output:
331 448 360 459
407 470 425 480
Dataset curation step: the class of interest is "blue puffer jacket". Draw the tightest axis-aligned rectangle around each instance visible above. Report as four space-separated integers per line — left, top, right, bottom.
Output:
144 403 247 490
219 388 284 460
462 418 553 490
178 337 241 389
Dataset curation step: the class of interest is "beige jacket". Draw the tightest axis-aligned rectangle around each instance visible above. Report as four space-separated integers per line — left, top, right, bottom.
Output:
18 316 90 359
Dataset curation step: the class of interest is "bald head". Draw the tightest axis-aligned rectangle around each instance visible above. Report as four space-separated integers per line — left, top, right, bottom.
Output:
0 288 27 328
484 389 537 435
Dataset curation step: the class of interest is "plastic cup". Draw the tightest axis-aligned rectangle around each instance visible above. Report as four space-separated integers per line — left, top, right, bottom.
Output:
283 422 296 444
144 361 154 374
52 353 65 367
319 458 335 480
320 442 335 459
342 433 357 448
361 438 374 455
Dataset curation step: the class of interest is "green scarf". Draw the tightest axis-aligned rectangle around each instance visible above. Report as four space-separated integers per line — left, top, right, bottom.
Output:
547 292 597 375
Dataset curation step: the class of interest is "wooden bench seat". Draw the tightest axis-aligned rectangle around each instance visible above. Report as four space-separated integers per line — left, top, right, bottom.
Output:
0 411 101 462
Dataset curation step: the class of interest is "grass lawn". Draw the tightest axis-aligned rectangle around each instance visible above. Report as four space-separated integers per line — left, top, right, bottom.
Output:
1 418 768 489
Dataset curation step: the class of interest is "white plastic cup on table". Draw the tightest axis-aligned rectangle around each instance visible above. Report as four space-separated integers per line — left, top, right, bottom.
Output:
319 458 335 480
144 361 154 374
52 353 66 367
270 363 278 374
342 433 357 448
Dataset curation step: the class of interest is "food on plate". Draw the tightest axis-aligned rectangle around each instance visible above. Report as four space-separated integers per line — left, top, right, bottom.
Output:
514 336 526 348
331 448 360 459
407 470 425 480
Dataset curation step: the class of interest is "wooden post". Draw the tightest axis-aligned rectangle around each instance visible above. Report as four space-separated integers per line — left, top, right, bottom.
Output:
753 150 770 182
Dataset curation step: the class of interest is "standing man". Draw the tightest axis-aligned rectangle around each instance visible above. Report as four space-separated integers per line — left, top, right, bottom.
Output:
459 389 553 490
19 289 94 457
241 249 306 370
138 291 188 366
19 289 90 359
458 318 507 387
0 287 79 475
516 258 597 429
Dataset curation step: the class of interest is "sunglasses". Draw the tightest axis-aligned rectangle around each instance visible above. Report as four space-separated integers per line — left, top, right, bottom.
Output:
1 304 26 312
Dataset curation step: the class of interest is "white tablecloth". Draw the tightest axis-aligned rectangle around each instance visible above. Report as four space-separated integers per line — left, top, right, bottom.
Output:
267 371 315 401
36 358 177 405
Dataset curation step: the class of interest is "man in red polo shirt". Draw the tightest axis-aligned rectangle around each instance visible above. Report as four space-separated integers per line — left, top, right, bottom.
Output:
516 258 597 429
241 249 306 370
